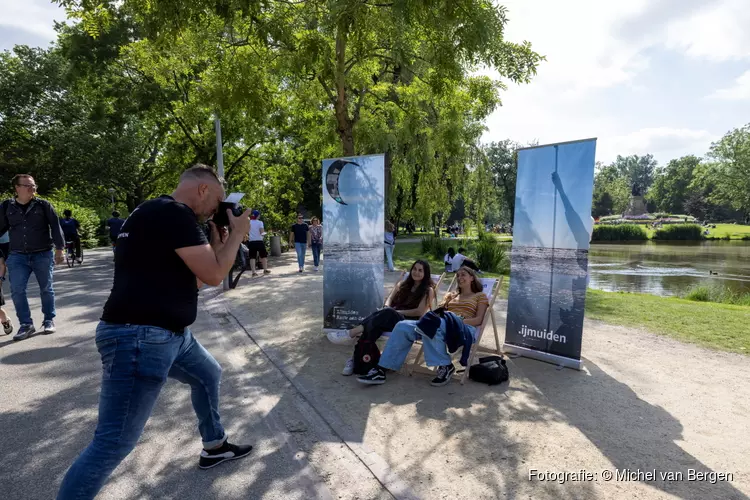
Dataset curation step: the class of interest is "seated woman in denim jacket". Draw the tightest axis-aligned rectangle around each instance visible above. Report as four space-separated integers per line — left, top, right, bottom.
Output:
327 260 435 376
357 266 488 387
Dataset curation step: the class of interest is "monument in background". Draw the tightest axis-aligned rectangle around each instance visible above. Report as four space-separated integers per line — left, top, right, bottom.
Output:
625 184 648 216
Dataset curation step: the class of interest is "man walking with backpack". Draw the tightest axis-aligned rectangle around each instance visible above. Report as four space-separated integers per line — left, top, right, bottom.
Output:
0 174 65 341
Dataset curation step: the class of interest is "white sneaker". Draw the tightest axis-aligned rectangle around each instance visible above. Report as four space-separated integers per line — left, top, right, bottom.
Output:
327 329 355 345
314 266 319 272
342 358 355 376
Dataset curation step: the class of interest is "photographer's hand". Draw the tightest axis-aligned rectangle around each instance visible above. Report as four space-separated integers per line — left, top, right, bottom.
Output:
208 221 229 252
175 209 250 287
229 208 252 235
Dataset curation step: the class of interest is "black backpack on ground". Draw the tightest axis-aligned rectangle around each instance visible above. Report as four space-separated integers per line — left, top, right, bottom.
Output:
469 355 509 385
352 339 381 375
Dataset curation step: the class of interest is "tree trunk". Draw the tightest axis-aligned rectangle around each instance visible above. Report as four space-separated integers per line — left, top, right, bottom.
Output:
334 23 355 156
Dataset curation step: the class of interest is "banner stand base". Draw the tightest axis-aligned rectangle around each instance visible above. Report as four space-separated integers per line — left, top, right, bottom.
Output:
502 343 582 371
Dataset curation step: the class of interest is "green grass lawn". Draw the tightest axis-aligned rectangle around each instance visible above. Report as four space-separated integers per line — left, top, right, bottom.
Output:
585 289 750 354
706 223 750 240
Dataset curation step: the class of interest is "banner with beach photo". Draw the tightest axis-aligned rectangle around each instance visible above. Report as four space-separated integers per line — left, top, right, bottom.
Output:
322 154 385 330
503 139 597 370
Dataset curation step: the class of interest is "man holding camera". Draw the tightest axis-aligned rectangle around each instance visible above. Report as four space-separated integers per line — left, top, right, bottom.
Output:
58 165 253 499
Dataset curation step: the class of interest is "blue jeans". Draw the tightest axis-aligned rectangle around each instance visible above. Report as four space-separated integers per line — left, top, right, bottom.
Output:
378 319 476 369
384 244 395 271
6 250 55 325
57 323 226 500
295 242 307 269
310 243 322 267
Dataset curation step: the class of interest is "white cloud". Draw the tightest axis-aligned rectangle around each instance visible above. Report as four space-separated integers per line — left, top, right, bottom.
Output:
662 0 750 62
599 128 718 164
483 0 750 165
496 0 651 92
707 70 750 100
0 0 67 50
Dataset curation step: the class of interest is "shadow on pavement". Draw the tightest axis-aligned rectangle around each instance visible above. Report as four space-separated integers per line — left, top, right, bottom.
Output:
224 259 748 499
0 249 329 500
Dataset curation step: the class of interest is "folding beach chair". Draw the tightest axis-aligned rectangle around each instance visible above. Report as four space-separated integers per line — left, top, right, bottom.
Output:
408 276 504 385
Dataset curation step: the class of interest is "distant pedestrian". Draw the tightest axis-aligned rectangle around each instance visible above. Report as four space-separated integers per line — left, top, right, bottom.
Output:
57 165 253 499
248 210 271 276
385 220 396 272
0 241 13 335
309 216 323 271
289 214 309 273
0 174 65 341
60 209 83 263
106 210 125 257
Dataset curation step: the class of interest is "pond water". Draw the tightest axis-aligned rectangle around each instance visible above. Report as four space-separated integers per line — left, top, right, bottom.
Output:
587 241 750 297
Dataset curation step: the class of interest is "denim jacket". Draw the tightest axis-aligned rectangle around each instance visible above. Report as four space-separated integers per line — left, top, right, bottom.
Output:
0 198 65 254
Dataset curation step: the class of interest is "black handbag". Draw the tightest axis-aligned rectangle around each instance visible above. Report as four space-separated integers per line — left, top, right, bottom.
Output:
469 355 509 385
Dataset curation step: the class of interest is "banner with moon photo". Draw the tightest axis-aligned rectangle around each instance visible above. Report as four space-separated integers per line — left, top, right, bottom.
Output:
503 139 596 370
323 154 385 330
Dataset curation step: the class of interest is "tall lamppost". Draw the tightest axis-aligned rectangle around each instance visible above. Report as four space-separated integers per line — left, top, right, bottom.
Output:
108 188 115 211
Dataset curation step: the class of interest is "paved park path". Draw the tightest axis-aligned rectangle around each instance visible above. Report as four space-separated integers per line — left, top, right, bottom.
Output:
1 248 748 499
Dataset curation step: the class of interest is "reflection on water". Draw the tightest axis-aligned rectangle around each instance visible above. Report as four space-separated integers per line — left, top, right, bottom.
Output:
588 241 750 296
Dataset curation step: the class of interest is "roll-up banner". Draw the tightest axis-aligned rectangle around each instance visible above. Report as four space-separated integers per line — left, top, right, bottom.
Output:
322 154 385 330
503 139 597 370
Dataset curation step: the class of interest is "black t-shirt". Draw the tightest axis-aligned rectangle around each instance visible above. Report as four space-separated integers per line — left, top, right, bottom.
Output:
107 217 125 239
101 196 208 332
60 218 80 239
291 223 309 243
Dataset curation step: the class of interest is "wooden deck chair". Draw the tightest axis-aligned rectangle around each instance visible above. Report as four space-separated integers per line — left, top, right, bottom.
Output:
380 271 446 339
408 276 504 385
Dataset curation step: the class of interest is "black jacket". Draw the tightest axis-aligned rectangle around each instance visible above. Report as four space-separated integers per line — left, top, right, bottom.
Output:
416 310 475 366
0 198 65 255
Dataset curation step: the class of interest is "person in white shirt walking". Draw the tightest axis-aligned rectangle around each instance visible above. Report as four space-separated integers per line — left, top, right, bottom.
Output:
384 220 396 272
247 210 271 277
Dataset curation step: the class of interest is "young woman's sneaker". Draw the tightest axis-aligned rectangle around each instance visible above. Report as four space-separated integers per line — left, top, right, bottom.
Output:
327 329 355 345
430 364 456 386
357 367 386 385
342 358 355 376
2 319 13 335
198 441 253 469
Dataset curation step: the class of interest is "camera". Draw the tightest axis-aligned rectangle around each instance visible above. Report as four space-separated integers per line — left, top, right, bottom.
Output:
212 193 246 228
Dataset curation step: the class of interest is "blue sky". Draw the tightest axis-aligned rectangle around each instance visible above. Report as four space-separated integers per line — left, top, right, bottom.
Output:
2 0 749 166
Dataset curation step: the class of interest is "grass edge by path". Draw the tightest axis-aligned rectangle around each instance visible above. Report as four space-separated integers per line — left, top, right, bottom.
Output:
585 289 750 355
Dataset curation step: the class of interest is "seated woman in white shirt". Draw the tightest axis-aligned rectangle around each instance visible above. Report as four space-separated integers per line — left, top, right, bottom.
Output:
451 247 479 272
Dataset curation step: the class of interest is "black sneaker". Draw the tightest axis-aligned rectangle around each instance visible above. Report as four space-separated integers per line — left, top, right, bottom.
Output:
430 364 456 387
199 441 253 470
13 324 35 341
357 367 386 385
42 320 56 334
2 319 12 335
